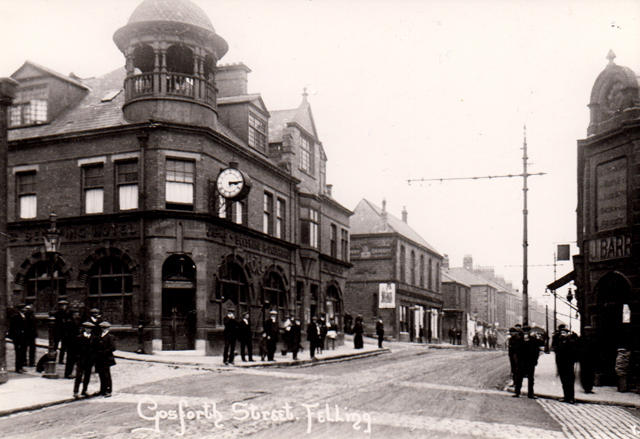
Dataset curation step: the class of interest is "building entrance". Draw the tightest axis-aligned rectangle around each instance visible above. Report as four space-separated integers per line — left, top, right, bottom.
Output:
161 288 196 350
595 271 632 385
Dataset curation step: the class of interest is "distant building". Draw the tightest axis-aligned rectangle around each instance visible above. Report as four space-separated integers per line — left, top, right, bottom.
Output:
441 262 471 346
346 200 443 342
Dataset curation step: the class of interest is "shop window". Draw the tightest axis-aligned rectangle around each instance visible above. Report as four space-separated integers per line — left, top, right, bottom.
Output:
218 262 249 316
116 160 138 211
399 305 409 333
166 159 194 211
326 285 342 329
87 256 133 326
25 260 66 315
83 164 104 214
17 171 37 219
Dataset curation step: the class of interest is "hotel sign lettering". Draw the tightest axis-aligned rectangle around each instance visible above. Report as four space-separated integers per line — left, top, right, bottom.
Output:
596 158 627 231
588 234 631 262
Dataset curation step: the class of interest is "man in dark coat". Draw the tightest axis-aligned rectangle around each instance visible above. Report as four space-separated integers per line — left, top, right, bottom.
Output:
291 317 302 360
376 318 384 348
88 308 102 337
94 321 116 397
513 326 542 399
263 310 279 361
307 316 320 360
223 309 238 365
54 300 70 364
63 309 81 378
74 322 95 398
578 326 596 394
9 304 28 373
553 324 579 403
24 304 37 368
353 315 364 349
507 327 522 384
238 311 253 362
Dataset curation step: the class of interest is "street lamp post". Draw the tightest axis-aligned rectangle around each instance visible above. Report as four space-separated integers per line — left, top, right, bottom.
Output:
543 292 551 353
42 213 61 379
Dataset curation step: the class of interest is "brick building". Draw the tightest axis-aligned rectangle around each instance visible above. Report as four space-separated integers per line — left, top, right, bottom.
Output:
346 199 443 342
573 51 640 386
5 0 350 355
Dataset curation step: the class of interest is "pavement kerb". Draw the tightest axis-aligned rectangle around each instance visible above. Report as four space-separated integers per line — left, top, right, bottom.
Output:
0 397 78 418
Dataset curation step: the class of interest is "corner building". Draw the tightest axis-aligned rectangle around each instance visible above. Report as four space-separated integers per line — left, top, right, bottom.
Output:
575 51 640 386
6 0 351 355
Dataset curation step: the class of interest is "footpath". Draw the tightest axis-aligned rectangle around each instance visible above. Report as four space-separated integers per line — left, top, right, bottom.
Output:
1 339 639 418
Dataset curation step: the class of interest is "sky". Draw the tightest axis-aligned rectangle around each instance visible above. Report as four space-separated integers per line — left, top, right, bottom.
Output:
2 0 640 328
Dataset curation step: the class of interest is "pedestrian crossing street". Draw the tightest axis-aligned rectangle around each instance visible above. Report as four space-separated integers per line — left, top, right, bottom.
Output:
538 398 640 439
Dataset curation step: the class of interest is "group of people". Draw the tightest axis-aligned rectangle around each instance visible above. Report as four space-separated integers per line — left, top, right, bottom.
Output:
222 309 348 364
507 323 596 403
473 331 498 349
7 301 116 399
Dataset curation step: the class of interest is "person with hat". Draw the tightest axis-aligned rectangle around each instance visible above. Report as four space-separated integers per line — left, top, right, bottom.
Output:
291 317 302 360
9 303 28 373
578 326 596 394
507 327 522 385
223 309 238 365
238 311 253 362
264 310 279 361
353 315 364 349
513 326 543 399
88 308 103 337
74 322 95 398
24 304 37 368
376 318 385 349
552 324 579 403
94 321 116 397
63 309 82 379
307 316 321 360
54 300 71 364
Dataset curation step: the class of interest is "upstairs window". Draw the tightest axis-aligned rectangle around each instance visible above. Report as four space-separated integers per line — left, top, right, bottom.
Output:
116 160 138 211
276 198 285 239
248 112 267 152
83 164 104 214
330 224 337 258
300 136 314 174
300 207 319 248
341 229 349 261
218 196 247 226
17 171 37 219
166 159 194 211
263 192 274 235
10 86 47 127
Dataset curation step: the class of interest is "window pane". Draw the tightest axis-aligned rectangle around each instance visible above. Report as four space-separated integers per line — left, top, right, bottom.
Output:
85 188 104 214
166 181 193 204
119 184 138 210
20 195 37 219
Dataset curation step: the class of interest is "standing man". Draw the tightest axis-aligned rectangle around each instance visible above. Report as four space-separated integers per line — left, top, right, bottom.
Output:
223 309 238 365
24 304 37 368
376 318 385 349
307 316 320 360
94 321 116 397
263 310 279 361
88 308 102 337
238 311 253 362
54 300 70 364
507 327 522 385
513 326 542 399
353 315 364 349
74 322 94 398
63 309 81 379
291 317 302 360
9 303 28 373
579 326 596 394
553 324 579 403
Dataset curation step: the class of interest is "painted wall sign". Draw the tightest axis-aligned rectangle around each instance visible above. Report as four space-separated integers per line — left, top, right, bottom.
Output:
588 234 631 262
378 283 396 309
596 158 627 231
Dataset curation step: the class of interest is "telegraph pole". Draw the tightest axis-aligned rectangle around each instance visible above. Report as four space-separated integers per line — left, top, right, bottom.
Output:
408 126 543 327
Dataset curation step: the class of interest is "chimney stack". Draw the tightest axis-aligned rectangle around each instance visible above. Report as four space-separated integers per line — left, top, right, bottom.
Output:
402 206 408 223
443 254 449 269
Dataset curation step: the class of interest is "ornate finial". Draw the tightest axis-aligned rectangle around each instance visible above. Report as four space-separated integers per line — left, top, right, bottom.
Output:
607 49 616 65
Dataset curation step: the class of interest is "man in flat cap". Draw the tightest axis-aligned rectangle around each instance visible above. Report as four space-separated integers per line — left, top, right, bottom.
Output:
94 321 116 397
263 310 279 361
223 309 238 365
74 322 95 398
9 303 28 373
238 311 253 362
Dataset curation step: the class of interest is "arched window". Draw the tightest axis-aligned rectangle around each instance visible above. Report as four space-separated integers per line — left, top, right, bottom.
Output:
218 262 249 315
88 257 133 326
326 284 342 329
25 260 66 314
263 271 286 318
400 246 406 283
411 250 416 286
166 44 194 75
132 44 155 73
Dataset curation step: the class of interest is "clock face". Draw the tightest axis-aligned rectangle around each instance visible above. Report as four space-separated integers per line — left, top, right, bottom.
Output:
217 168 245 199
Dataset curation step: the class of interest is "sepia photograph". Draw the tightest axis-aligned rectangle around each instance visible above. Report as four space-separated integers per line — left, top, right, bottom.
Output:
0 0 639 437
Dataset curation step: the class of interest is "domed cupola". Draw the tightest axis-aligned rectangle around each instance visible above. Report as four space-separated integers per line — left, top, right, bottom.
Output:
113 0 228 127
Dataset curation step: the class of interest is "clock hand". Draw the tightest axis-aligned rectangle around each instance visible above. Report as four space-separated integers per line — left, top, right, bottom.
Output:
228 181 242 186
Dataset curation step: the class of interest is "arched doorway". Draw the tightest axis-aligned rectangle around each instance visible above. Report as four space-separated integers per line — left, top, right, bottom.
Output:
162 255 196 350
595 271 633 385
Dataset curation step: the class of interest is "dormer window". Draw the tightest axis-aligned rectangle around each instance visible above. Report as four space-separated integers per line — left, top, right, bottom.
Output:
300 135 314 175
248 112 267 152
9 86 48 127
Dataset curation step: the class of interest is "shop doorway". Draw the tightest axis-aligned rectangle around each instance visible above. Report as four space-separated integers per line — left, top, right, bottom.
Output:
595 271 632 385
161 255 197 351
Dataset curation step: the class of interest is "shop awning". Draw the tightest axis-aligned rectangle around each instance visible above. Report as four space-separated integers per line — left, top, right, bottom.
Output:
547 271 574 291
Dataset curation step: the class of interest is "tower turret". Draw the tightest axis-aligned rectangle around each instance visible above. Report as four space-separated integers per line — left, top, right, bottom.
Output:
113 0 228 127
